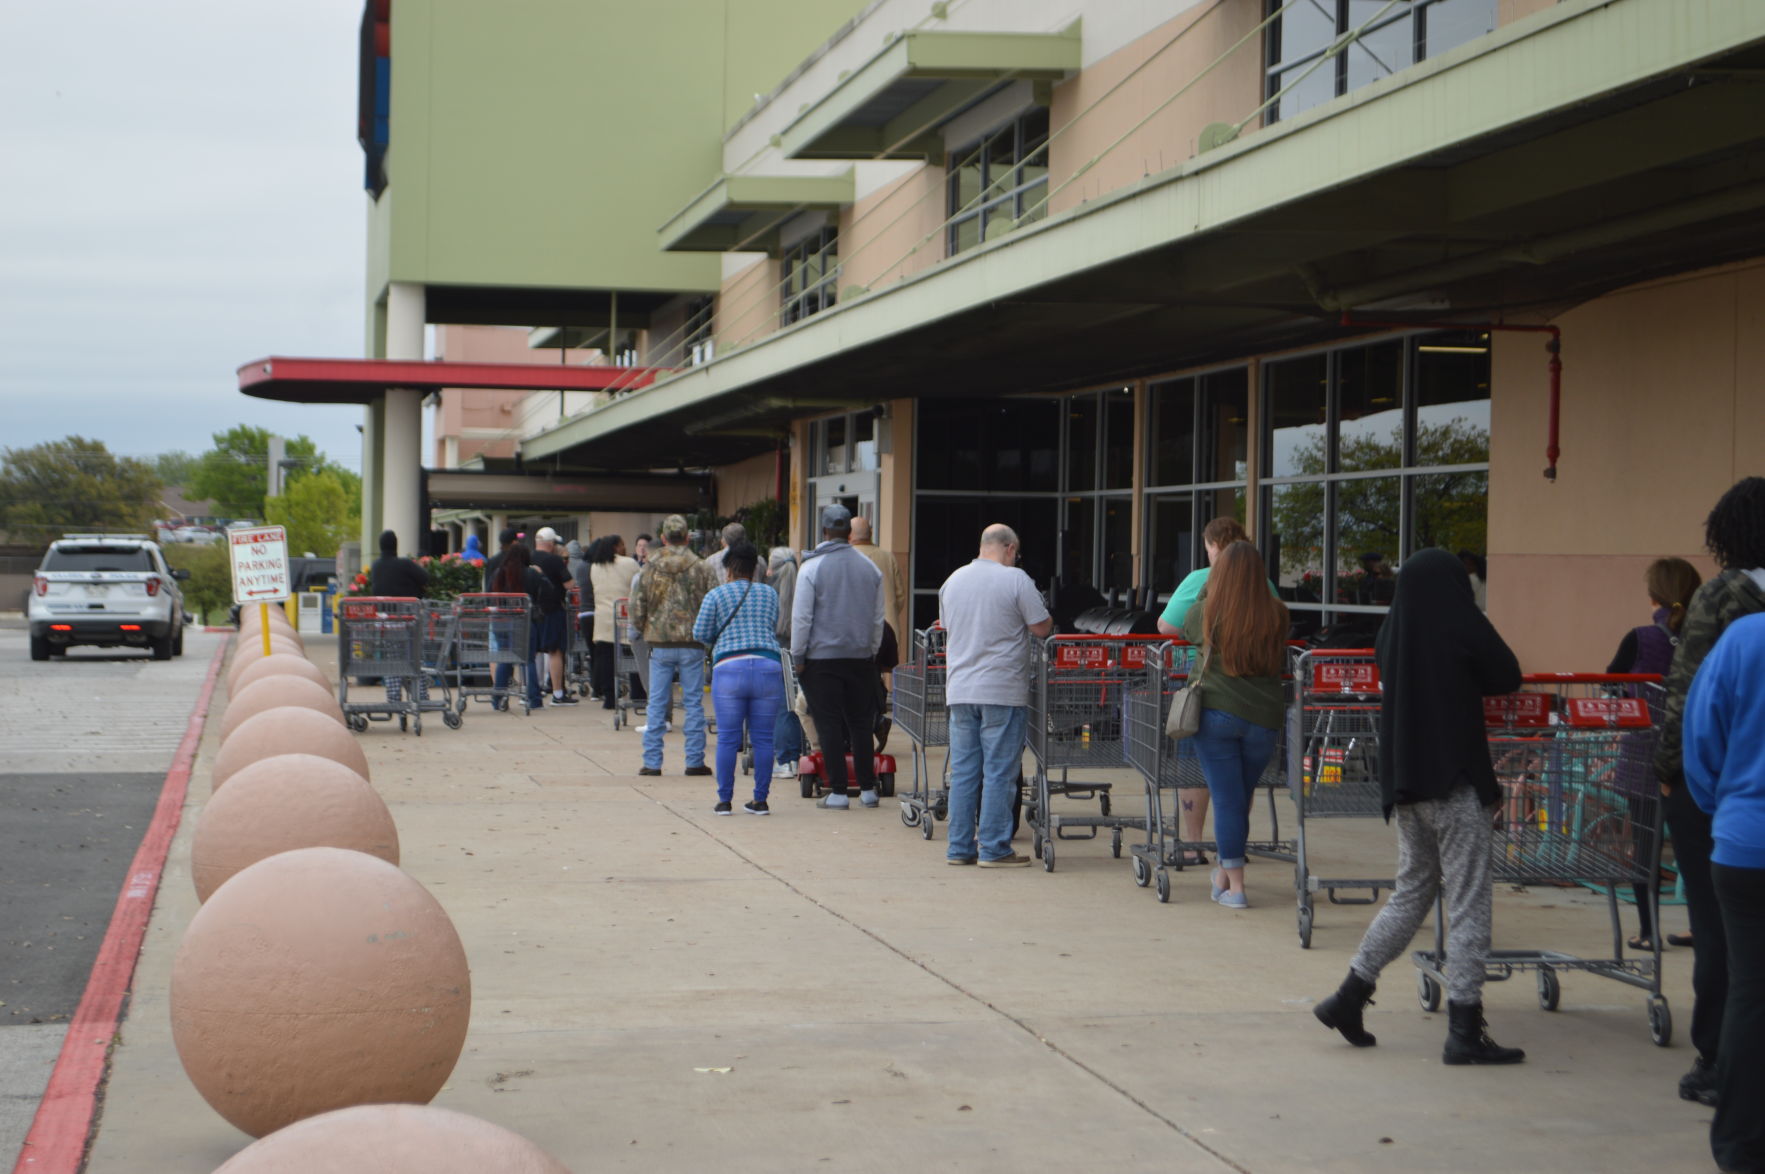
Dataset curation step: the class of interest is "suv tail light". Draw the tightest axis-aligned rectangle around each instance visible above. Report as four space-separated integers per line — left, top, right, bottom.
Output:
34 575 48 596
145 577 161 597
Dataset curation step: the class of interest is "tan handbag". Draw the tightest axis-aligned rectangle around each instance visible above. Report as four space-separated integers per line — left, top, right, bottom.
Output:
1164 642 1213 740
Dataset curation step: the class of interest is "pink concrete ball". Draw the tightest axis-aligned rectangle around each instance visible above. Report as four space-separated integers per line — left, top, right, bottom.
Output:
212 1104 573 1172
227 639 307 689
231 654 331 696
212 708 369 793
171 848 471 1139
219 676 343 743
191 754 396 903
238 610 300 641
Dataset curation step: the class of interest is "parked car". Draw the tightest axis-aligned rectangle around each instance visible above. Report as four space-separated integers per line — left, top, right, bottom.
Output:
28 534 189 660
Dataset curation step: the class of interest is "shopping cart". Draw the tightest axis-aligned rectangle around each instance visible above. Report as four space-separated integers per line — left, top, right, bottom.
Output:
337 596 424 733
1123 641 1292 902
892 627 949 839
1288 649 1389 947
1025 635 1162 871
1412 674 1671 1045
565 584 594 700
612 598 638 730
417 599 463 729
452 593 535 714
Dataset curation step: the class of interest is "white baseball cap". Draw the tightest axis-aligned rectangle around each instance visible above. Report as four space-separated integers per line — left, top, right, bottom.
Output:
535 526 560 544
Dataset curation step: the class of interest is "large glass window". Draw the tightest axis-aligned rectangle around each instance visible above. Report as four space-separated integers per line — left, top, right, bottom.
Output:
781 226 837 324
1266 0 1497 123
812 410 880 476
1143 368 1251 602
946 108 1050 257
1261 332 1490 623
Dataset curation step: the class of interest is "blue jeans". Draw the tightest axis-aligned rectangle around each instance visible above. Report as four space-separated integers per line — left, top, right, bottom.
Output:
711 657 783 802
644 646 707 770
1192 708 1278 868
946 704 1027 862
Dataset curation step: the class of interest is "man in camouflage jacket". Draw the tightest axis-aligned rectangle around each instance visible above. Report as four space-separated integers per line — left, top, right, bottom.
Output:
1651 476 1765 1118
631 515 717 776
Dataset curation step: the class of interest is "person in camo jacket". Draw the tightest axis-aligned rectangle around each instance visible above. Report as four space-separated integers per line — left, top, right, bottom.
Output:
1652 476 1765 1116
630 514 718 779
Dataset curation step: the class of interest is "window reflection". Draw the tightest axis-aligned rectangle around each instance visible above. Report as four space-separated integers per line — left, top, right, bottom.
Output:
1265 354 1328 478
1267 0 1496 122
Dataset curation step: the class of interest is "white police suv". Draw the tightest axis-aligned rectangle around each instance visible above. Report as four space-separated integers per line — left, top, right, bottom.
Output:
28 534 189 660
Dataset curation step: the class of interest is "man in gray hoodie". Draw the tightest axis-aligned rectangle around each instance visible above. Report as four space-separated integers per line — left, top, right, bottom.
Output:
792 504 885 808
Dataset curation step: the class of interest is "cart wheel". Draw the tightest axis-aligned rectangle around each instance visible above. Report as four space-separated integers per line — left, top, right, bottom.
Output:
800 774 816 800
443 710 463 730
901 803 920 828
413 715 422 736
1537 967 1560 1012
742 752 752 776
399 715 408 733
920 811 934 841
1132 856 1150 888
1041 838 1055 872
1111 829 1122 859
1648 996 1672 1047
347 715 368 733
612 710 623 730
877 773 895 798
1155 868 1171 903
1297 904 1313 949
1032 833 1043 862
1417 972 1443 1013
933 798 948 821
1098 791 1111 818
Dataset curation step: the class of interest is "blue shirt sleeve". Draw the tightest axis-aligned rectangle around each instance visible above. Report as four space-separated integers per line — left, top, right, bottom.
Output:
691 586 723 646
1160 569 1209 628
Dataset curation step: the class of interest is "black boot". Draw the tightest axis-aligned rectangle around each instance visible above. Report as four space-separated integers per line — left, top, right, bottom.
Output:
1314 968 1378 1047
1442 1001 1525 1065
1678 1056 1719 1106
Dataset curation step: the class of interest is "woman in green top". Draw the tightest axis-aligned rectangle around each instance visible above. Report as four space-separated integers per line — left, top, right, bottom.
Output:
1180 541 1290 909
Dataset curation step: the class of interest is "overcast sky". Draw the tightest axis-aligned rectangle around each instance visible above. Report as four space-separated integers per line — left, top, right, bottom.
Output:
1 0 369 470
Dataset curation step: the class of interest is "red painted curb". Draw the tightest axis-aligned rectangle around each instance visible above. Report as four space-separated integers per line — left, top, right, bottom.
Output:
12 636 230 1173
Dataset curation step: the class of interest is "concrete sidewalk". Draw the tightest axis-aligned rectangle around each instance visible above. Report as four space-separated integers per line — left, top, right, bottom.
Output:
82 642 1714 1172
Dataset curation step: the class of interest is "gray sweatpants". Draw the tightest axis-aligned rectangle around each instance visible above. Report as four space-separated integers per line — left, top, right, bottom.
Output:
1351 784 1494 1005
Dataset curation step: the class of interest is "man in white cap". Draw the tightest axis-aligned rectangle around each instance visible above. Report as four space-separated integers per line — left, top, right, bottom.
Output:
531 527 576 705
792 503 885 808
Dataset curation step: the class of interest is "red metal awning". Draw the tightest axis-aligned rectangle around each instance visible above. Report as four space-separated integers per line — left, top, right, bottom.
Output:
236 356 673 404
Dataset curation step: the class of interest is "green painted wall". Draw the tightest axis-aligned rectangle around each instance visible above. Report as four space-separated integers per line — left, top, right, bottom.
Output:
371 0 869 298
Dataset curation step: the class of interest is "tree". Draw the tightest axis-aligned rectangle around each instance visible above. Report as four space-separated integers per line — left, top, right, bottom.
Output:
164 543 231 624
265 470 358 557
0 436 161 543
187 426 325 519
153 450 201 488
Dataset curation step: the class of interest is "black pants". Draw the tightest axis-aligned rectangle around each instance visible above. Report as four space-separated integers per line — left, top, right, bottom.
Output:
801 658 878 793
1712 863 1765 1172
591 641 616 706
1665 785 1728 1063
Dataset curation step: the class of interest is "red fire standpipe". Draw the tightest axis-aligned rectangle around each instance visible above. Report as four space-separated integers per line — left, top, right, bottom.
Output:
1338 314 1563 481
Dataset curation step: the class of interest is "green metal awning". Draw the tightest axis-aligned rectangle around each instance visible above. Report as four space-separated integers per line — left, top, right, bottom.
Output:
778 28 1081 160
659 172 856 253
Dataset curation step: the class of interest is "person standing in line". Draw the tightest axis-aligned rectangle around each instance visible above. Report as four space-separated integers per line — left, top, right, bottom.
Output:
483 528 521 710
692 541 784 816
1156 516 1253 865
1653 476 1765 1109
851 515 907 751
630 515 715 778
589 535 641 712
1683 612 1765 1174
1179 541 1288 908
704 522 764 584
530 527 577 706
939 524 1051 867
634 534 652 567
768 545 802 779
1313 547 1525 1065
792 504 885 809
1606 556 1703 952
368 529 429 707
567 539 594 672
488 541 548 712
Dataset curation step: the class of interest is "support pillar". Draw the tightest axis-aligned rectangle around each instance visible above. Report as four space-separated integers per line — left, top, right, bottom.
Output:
360 402 382 553
380 282 426 555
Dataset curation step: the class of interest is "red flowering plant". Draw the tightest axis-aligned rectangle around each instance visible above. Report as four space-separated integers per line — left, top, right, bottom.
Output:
344 570 372 598
418 551 485 602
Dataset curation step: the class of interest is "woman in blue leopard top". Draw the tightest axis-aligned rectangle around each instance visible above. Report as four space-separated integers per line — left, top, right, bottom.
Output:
691 541 783 816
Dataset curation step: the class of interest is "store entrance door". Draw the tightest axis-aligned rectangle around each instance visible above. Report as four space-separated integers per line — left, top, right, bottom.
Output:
809 471 878 542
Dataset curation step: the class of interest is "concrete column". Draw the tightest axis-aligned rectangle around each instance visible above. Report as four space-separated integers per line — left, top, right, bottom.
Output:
360 402 381 552
490 513 509 544
380 282 426 554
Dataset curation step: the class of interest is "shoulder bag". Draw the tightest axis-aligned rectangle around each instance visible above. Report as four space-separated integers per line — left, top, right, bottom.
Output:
1164 641 1213 740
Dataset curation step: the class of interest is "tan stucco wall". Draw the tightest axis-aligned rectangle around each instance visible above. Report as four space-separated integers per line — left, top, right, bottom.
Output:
1487 258 1765 669
840 164 948 296
1047 1 1263 216
714 451 779 517
430 325 562 465
716 256 781 350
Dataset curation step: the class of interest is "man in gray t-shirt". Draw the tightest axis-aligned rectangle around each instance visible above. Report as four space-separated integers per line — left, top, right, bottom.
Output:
938 523 1052 867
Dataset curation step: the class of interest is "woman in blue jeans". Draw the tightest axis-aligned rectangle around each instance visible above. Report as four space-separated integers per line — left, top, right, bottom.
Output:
1180 541 1290 908
691 542 783 816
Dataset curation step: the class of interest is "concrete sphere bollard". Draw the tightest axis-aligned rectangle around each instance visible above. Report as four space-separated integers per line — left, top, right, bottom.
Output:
231 654 330 696
172 848 471 1138
191 754 396 902
213 708 369 792
219 676 343 743
239 608 299 638
211 1104 573 1173
227 639 306 689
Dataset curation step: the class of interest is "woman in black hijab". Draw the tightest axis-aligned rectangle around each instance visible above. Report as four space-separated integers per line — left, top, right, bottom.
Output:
1313 547 1525 1064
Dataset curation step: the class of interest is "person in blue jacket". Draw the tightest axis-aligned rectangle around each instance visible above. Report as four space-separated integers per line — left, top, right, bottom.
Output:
1683 611 1765 1174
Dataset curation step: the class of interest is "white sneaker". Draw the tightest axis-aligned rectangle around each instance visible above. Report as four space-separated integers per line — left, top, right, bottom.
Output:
776 761 797 778
636 721 673 734
859 790 879 808
817 793 850 809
